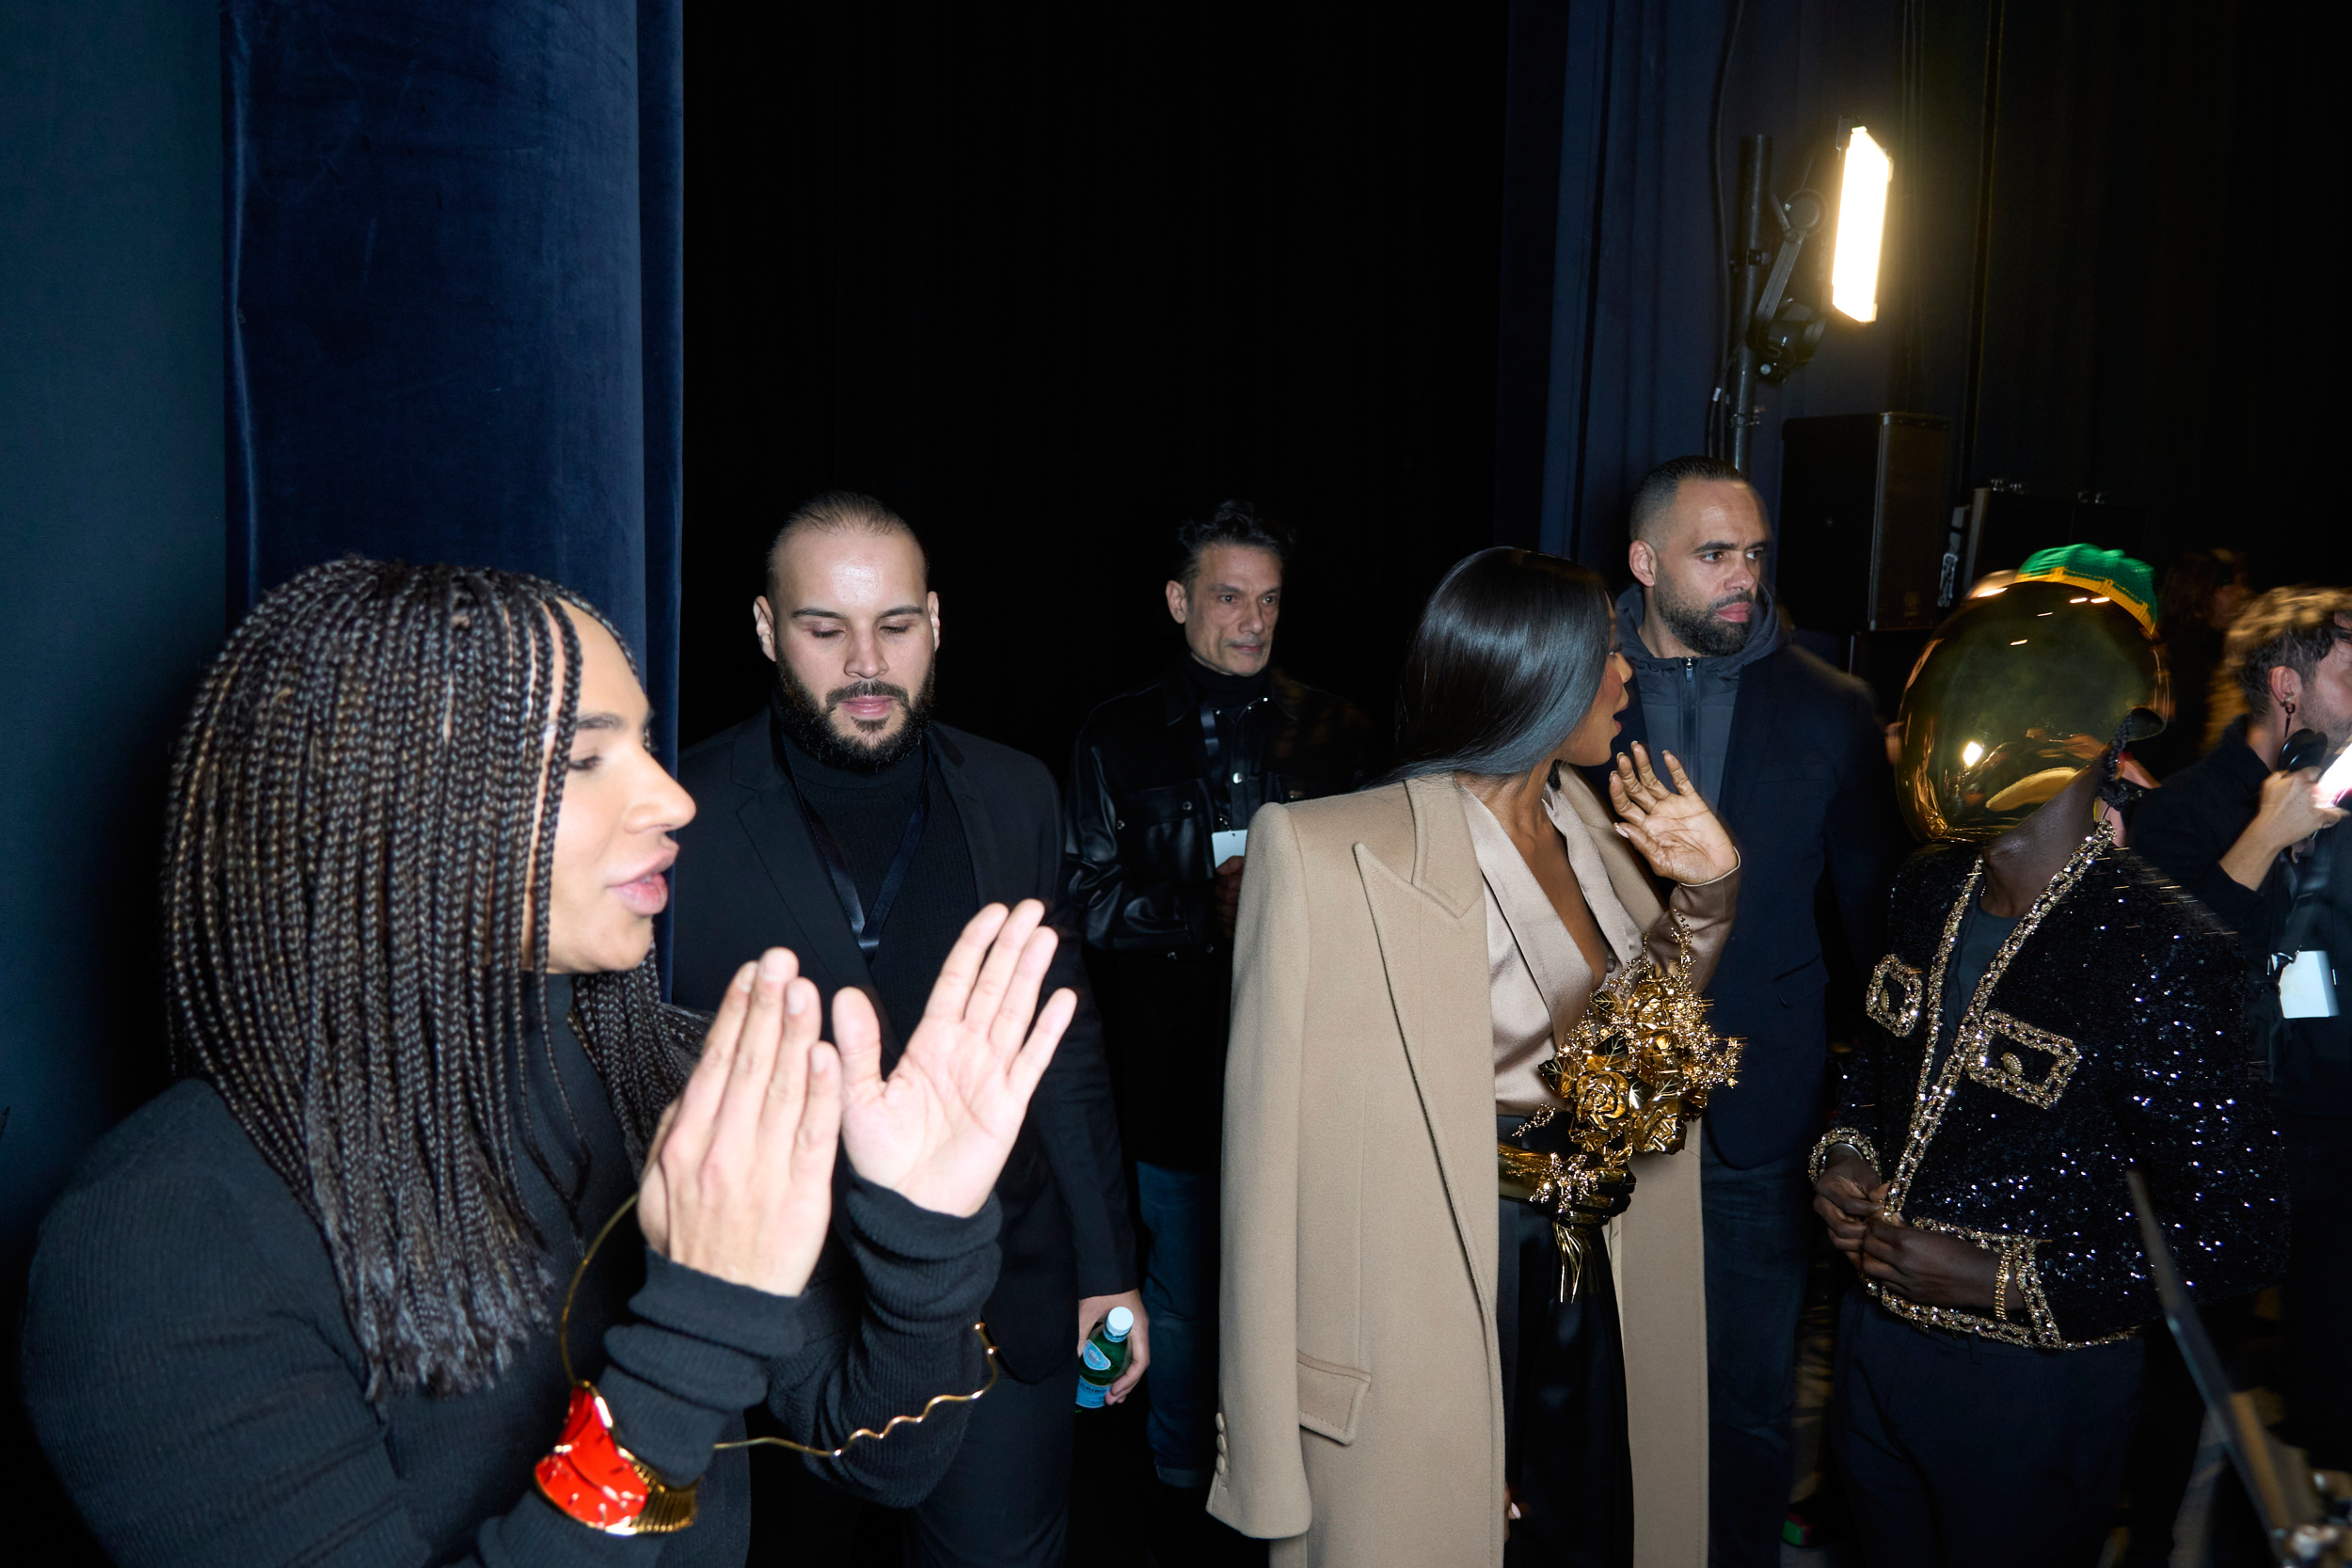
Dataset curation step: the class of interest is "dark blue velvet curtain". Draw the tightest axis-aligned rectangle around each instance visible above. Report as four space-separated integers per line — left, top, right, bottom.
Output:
1496 0 1901 574
223 0 682 767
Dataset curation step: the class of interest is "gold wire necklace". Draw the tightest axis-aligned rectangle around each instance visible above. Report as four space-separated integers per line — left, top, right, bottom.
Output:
557 1191 1001 1460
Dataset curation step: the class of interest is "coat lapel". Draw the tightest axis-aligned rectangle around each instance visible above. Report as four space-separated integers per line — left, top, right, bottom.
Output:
1713 650 1784 827
930 729 1001 910
1356 776 1498 1320
734 773 899 1049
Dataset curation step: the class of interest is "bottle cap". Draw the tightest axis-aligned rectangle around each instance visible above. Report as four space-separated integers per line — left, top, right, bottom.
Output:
1105 1307 1134 1339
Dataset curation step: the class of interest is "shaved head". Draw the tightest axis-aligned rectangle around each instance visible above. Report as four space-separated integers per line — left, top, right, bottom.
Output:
1629 454 1755 542
765 491 928 600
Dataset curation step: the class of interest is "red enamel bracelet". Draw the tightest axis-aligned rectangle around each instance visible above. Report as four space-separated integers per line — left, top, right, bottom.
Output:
533 1382 697 1535
532 1193 1001 1536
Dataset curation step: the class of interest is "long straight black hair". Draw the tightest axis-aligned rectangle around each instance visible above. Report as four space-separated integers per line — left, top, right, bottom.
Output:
1386 547 1615 782
163 558 699 1399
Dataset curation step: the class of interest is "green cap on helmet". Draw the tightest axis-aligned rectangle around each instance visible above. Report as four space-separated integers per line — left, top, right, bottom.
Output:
1894 548 2166 842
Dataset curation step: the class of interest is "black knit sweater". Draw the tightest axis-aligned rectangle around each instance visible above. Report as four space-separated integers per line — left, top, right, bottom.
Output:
22 976 1001 1566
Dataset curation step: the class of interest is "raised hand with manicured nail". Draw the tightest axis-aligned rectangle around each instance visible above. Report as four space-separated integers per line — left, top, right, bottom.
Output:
835 899 1079 1217
1607 741 1740 887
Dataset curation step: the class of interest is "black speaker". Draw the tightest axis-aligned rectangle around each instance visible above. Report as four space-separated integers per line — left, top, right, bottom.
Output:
1774 412 1952 633
1959 486 2147 583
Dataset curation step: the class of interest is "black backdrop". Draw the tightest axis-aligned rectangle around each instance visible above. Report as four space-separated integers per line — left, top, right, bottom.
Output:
682 3 1513 763
1939 0 2347 584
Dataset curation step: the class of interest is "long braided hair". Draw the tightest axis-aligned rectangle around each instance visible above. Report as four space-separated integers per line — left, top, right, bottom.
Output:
163 558 699 1398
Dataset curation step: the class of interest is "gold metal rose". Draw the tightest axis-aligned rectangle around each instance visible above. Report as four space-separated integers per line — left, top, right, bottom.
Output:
1498 914 1744 1300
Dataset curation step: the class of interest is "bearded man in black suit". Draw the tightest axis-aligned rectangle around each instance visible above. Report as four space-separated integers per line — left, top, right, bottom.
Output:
1593 456 1903 1565
671 492 1138 1568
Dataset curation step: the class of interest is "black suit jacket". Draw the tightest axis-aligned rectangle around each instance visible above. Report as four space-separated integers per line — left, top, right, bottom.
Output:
1590 644 1902 1168
671 714 1136 1380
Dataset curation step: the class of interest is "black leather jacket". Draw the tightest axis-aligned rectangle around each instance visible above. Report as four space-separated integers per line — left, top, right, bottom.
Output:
1064 664 1376 956
1063 662 1375 1165
1829 838 2285 1348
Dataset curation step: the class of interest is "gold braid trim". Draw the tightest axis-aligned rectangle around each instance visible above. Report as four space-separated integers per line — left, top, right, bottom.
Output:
1869 1220 2137 1351
1883 828 2110 1212
1862 828 2135 1354
1809 1128 1881 1186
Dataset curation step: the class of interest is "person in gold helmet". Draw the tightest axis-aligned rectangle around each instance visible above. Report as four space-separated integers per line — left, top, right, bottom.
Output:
1810 547 2287 1566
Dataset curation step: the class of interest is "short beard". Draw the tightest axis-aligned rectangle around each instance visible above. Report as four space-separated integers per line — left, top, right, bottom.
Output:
1654 578 1756 657
772 664 936 774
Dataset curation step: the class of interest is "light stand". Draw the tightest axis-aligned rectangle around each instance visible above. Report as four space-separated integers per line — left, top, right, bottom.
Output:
1721 126 1887 475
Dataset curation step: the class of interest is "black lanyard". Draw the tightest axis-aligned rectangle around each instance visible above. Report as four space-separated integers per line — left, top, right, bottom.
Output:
784 746 931 962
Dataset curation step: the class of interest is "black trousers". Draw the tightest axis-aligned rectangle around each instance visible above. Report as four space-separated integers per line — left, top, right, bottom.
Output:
903 1352 1078 1567
1830 1291 2143 1568
1697 1138 1813 1568
1499 1195 1632 1568
753 1352 1079 1568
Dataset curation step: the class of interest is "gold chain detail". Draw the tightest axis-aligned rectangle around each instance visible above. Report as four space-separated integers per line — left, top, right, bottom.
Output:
1883 825 2110 1212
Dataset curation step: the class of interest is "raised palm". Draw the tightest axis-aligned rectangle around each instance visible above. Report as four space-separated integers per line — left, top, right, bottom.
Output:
834 900 1077 1217
1608 743 1740 886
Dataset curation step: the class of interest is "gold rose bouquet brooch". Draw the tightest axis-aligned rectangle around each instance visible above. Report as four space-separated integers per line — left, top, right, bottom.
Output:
1497 914 1744 1300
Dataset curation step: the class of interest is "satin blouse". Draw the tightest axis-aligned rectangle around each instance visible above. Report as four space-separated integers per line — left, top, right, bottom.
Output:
1459 772 1740 1118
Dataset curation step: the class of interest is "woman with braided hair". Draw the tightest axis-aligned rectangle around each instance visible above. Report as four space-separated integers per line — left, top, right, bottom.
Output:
22 558 1075 1565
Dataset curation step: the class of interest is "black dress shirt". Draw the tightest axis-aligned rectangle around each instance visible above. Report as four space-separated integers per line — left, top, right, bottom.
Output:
774 727 972 1052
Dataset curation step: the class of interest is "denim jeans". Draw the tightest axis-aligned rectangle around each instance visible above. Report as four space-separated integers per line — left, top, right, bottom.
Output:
1135 1162 1218 1487
1700 1135 1814 1567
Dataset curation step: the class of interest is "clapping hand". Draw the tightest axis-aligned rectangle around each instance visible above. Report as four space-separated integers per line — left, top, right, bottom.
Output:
638 948 844 1297
1607 743 1740 887
835 899 1078 1217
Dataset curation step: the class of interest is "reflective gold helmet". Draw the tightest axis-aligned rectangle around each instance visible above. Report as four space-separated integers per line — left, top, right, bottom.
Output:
1895 546 2166 842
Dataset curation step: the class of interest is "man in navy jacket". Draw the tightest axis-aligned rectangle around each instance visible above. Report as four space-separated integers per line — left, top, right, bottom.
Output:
1592 456 1901 1565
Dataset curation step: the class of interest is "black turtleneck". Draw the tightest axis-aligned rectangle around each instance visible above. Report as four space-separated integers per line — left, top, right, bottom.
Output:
1183 654 1271 708
773 722 976 1048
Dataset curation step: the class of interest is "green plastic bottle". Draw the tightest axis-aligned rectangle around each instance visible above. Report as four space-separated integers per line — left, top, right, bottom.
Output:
1074 1306 1134 1409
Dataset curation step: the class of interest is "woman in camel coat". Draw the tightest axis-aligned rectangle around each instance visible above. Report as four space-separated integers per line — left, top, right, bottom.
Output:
1208 549 1740 1568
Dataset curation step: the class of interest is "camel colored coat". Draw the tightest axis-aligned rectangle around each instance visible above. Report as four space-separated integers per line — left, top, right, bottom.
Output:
1208 774 1719 1568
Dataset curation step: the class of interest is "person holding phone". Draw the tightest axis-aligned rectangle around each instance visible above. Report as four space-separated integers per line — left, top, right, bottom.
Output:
2131 586 2352 1474
1062 501 1375 1529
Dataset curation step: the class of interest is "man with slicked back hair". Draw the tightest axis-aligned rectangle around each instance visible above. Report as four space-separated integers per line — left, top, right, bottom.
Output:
1062 501 1375 1535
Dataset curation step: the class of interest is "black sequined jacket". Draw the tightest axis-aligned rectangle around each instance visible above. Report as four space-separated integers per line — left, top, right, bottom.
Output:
1828 836 2287 1349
